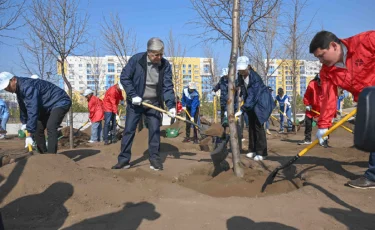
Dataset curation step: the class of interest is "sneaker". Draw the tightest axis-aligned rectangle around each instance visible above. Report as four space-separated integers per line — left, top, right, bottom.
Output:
298 140 312 145
182 137 191 143
347 176 375 189
0 135 4 140
150 159 163 171
254 155 266 161
111 162 131 169
241 138 245 141
266 129 271 135
278 130 284 134
88 140 96 143
246 152 256 158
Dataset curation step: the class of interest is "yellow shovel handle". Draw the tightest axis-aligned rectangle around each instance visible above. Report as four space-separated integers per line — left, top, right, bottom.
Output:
311 109 353 133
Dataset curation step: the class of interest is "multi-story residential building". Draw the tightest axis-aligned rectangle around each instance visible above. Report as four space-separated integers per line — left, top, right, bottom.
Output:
59 55 215 102
266 59 321 99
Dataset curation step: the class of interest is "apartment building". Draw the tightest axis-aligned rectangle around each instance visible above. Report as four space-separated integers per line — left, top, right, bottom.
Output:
59 55 215 102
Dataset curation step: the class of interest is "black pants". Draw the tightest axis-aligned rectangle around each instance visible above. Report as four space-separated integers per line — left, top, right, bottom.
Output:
220 105 226 124
304 116 313 142
35 105 70 154
186 106 199 139
247 110 267 156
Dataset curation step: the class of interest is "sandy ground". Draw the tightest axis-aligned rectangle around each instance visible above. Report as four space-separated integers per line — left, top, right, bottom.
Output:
0 119 374 230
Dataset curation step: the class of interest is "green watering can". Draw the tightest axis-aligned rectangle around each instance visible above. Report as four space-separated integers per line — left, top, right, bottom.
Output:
312 120 317 127
18 130 26 138
166 128 180 138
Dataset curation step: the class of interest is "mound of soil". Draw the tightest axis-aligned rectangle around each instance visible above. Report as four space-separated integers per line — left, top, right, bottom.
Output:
59 127 90 149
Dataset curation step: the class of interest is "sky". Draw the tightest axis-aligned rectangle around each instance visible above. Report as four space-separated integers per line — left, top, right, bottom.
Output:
0 0 375 76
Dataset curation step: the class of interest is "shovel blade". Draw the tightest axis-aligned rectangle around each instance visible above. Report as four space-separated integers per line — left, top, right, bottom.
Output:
261 167 280 192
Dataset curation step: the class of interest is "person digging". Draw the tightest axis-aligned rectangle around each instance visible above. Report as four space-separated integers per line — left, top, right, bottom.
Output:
275 87 293 133
235 56 275 161
181 82 200 144
112 37 176 171
0 72 71 154
310 30 375 189
82 89 104 143
299 74 322 145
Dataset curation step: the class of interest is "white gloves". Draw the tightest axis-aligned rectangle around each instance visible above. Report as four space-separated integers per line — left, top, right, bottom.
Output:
168 108 176 118
224 111 227 117
25 136 34 148
182 106 187 111
316 128 328 145
283 113 287 117
235 110 243 117
21 124 27 130
132 96 142 106
211 91 216 96
306 105 312 111
190 117 194 122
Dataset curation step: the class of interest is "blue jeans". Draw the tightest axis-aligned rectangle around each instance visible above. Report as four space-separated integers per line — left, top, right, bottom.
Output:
364 152 375 181
265 120 270 129
0 113 9 132
91 121 102 142
279 107 292 131
103 112 116 142
118 102 161 164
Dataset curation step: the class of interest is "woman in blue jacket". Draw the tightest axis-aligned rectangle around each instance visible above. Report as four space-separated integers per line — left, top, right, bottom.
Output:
0 99 9 139
182 82 200 144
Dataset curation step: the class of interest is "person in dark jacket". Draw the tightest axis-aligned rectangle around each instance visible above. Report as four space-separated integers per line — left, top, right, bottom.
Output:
0 72 71 153
0 98 9 139
181 82 200 144
212 68 238 125
234 56 275 161
112 37 176 171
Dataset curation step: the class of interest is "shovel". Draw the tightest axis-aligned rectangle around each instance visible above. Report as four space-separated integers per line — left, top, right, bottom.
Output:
74 120 90 136
311 109 353 134
278 110 300 131
261 109 357 192
142 102 204 130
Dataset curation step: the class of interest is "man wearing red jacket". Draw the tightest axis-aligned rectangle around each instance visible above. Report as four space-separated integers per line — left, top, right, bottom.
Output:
103 83 124 145
82 89 104 143
299 74 321 145
310 30 375 189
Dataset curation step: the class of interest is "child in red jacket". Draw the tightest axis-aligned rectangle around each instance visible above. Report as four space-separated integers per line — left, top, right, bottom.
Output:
299 74 321 145
82 89 104 143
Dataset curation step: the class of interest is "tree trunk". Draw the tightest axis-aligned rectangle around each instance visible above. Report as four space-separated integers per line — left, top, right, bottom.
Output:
292 3 298 132
228 0 244 178
60 60 74 149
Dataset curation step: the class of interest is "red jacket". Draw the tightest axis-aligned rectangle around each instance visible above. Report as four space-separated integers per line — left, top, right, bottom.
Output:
318 31 375 128
176 101 183 114
303 79 321 119
88 96 104 123
103 85 124 114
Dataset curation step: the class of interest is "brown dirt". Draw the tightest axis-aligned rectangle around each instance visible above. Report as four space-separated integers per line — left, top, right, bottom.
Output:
0 116 374 229
202 123 224 136
59 127 91 149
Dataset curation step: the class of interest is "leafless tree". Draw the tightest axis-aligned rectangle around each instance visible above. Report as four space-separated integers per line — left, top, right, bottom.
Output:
26 0 88 149
0 0 25 40
18 31 54 80
165 29 186 97
203 44 220 88
246 1 284 85
283 0 314 129
101 13 138 69
189 0 279 55
227 0 244 177
87 42 106 97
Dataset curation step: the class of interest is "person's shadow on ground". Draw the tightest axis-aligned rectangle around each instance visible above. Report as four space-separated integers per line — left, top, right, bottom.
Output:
60 149 101 162
227 216 298 230
2 182 74 229
63 201 161 230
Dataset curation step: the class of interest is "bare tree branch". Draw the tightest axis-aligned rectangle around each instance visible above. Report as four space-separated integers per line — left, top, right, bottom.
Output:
0 0 25 40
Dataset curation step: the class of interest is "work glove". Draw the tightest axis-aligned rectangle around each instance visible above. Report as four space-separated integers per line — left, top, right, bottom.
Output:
224 111 227 117
283 113 287 117
25 136 34 148
21 124 27 130
306 105 312 111
316 128 328 146
211 91 216 96
116 115 120 122
235 110 243 117
132 96 142 106
168 108 176 118
182 106 187 111
190 117 195 122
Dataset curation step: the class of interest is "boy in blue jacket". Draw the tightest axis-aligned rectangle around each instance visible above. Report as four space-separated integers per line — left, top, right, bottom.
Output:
182 82 200 144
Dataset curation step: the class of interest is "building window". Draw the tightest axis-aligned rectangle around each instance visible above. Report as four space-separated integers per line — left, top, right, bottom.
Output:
188 64 191 69
183 70 186 74
188 70 191 74
87 64 91 68
204 65 210 73
117 69 121 73
194 70 199 74
194 65 198 69
108 63 115 73
183 64 186 68
117 63 122 68
175 65 179 69
69 64 74 68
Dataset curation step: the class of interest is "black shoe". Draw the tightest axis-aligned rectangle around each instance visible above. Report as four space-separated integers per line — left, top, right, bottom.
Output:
298 140 312 145
111 162 131 169
347 176 375 189
149 159 163 171
182 137 190 143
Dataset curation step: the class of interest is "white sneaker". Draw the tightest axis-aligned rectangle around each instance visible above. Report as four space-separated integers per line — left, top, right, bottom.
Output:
0 135 4 140
254 155 266 161
246 152 256 158
241 138 245 141
87 140 96 143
